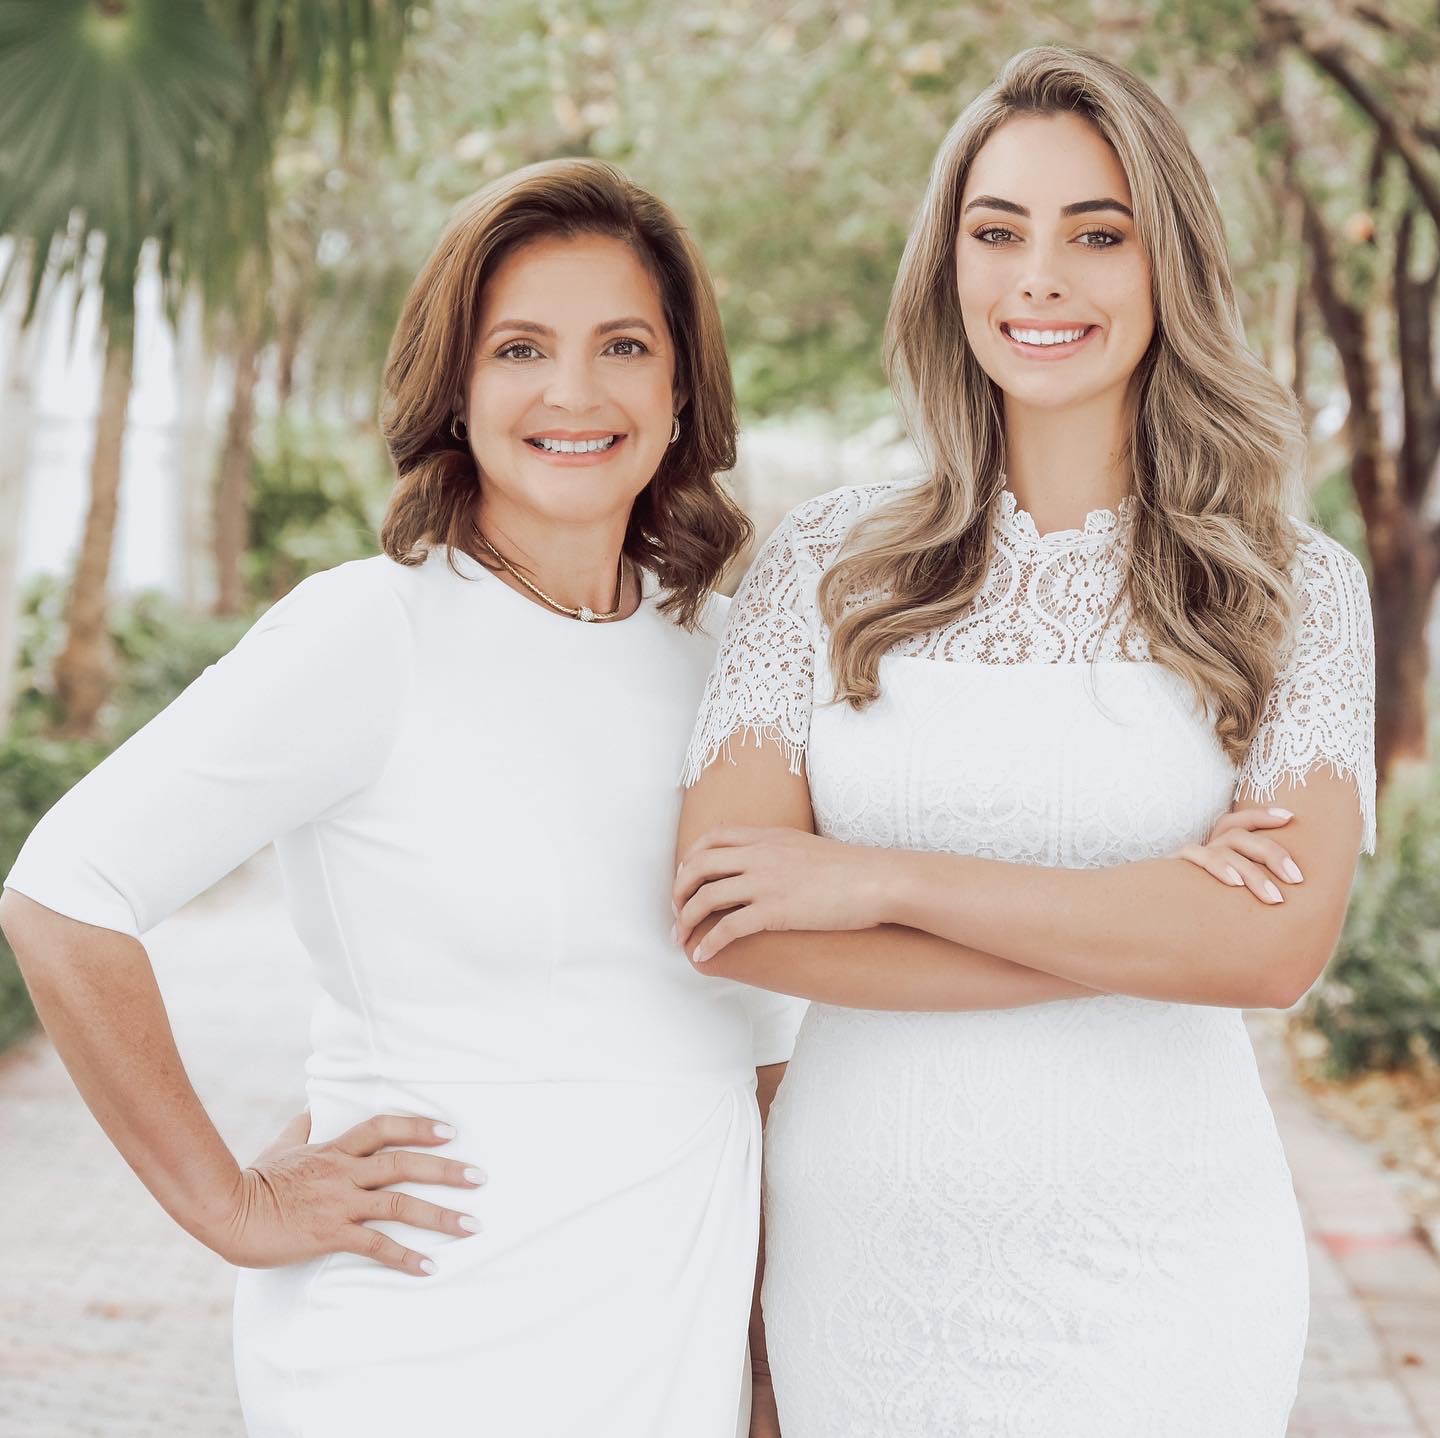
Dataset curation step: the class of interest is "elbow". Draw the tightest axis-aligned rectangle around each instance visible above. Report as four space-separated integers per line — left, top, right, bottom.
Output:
1248 941 1334 1011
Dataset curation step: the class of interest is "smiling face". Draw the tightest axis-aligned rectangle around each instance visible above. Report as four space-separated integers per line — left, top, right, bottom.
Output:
464 232 677 534
955 111 1154 415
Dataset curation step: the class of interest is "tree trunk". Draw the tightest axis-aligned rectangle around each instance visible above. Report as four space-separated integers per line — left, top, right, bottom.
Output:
1367 509 1438 780
53 319 135 739
175 294 218 615
212 323 261 617
0 276 40 732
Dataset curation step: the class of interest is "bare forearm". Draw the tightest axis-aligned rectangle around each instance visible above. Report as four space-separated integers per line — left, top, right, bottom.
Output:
698 922 1096 1010
884 850 1345 1008
0 894 242 1245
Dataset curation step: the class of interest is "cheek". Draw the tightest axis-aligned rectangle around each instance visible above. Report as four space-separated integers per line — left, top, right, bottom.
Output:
1101 256 1155 348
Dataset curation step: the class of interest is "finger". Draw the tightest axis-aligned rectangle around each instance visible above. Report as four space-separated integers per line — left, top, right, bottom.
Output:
679 826 774 867
330 1115 457 1158
1176 845 1246 888
1224 831 1304 884
673 847 749 911
1224 852 1286 905
1213 806 1294 838
338 1223 437 1277
693 907 765 965
358 1189 481 1238
358 1149 488 1190
677 877 752 947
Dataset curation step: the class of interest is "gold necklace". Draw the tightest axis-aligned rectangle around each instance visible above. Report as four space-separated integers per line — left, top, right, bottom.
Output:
474 532 627 623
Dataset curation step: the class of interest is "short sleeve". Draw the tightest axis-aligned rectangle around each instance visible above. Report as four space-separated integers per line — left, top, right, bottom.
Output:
680 512 818 785
1234 533 1376 853
3 560 413 937
738 984 809 1067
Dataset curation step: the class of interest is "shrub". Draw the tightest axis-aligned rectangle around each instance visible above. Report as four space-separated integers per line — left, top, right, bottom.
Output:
1303 760 1440 1077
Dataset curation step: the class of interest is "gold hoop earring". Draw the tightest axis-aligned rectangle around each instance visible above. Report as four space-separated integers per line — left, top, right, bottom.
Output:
451 415 468 442
669 415 681 445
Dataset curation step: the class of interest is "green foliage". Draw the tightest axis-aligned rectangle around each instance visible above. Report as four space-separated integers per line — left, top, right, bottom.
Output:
1304 761 1440 1077
246 418 388 601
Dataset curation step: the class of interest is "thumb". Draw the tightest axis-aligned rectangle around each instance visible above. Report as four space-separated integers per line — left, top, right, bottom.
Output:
254 1109 312 1165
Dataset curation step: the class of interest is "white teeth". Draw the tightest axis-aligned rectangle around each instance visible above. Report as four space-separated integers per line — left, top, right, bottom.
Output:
531 435 618 453
1006 325 1089 347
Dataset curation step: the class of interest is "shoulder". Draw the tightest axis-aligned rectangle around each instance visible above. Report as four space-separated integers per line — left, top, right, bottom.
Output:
240 556 414 676
767 477 920 575
1285 521 1373 636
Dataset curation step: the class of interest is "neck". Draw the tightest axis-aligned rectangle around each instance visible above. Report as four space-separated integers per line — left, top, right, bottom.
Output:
1001 383 1135 533
472 497 638 618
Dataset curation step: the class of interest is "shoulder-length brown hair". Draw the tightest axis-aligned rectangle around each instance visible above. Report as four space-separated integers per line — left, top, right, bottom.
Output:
379 157 750 629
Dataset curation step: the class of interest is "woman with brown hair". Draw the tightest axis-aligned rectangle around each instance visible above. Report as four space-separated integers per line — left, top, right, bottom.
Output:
0 159 800 1435
675 46 1374 1438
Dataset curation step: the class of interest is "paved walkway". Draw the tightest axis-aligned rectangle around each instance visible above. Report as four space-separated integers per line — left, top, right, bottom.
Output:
0 852 1436 1436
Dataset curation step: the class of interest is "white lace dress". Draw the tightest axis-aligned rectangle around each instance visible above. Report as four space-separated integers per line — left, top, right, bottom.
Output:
683 481 1376 1438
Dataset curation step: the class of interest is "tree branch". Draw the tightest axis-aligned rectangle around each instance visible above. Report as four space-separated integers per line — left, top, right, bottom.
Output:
1263 1 1440 232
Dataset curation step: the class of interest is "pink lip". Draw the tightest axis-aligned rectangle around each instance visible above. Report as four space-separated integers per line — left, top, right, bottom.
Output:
999 323 1098 361
523 433 628 466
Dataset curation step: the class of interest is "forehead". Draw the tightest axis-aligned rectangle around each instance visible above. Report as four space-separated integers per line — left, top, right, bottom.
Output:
961 111 1133 209
479 233 666 322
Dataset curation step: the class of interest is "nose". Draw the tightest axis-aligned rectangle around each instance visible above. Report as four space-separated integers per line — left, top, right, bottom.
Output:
541 353 603 414
1021 277 1066 303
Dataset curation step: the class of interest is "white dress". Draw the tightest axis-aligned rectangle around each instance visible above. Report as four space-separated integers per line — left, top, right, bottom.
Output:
683 481 1377 1438
5 549 806 1438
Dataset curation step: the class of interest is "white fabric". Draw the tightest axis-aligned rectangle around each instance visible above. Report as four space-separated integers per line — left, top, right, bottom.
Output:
6 549 806 1437
684 480 1377 1438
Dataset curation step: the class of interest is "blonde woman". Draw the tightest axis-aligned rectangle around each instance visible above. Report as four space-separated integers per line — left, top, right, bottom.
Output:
1 160 802 1436
675 48 1374 1437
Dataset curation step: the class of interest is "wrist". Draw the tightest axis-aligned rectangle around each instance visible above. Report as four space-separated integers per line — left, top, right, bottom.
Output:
865 847 915 927
176 1164 248 1255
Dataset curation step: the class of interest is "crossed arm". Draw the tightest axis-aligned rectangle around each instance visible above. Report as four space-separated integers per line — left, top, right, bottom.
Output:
674 738 1363 1012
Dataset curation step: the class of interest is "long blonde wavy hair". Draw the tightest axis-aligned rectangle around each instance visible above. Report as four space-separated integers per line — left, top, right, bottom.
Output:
819 46 1306 762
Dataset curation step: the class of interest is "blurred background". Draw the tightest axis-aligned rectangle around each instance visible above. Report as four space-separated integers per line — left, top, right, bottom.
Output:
0 1 1438 1434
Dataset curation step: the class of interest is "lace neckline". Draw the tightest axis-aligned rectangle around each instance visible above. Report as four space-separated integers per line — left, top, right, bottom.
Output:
995 487 1135 548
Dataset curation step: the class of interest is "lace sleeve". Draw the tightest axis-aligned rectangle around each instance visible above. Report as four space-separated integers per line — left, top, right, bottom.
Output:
680 511 817 786
1234 531 1377 853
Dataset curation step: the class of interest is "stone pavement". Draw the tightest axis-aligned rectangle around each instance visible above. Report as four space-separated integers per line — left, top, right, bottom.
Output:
0 852 1436 1437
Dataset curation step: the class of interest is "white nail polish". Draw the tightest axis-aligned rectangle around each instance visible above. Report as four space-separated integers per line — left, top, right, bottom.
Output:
1224 866 1244 886
458 1216 481 1233
463 1167 487 1185
419 1258 437 1275
1263 881 1283 904
432 1123 456 1139
1268 807 1293 820
1283 859 1304 883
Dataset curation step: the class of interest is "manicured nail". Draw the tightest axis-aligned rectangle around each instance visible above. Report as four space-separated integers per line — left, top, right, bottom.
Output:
669 923 679 944
693 948 709 965
463 1167 487 1185
1223 866 1244 886
1282 858 1304 883
457 1216 481 1233
1263 881 1284 904
1268 807 1293 820
432 1123 456 1139
419 1258 437 1275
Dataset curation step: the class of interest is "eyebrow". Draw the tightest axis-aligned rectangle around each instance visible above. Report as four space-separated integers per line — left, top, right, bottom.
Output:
480 316 659 344
962 195 1134 220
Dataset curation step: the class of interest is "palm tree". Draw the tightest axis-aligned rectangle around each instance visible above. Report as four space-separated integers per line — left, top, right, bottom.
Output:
0 0 245 737
0 0 416 734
